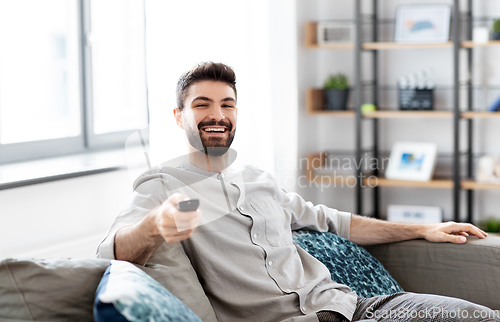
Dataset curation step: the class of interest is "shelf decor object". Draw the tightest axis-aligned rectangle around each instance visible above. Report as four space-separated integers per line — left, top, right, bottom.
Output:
394 4 451 43
316 21 355 45
492 19 500 40
488 95 500 112
323 74 349 110
385 142 438 182
387 204 443 224
477 155 500 184
472 26 489 43
398 88 434 110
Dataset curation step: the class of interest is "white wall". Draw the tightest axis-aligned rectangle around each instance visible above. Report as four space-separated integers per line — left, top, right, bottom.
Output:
0 170 132 259
297 0 500 222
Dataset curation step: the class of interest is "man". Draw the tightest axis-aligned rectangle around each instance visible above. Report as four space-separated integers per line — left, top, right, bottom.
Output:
97 62 497 322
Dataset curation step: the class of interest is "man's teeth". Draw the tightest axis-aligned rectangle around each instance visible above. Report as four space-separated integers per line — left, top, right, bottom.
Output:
204 128 225 132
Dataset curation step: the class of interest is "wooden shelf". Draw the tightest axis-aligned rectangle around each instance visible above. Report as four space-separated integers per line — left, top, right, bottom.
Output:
363 111 453 119
362 42 453 50
307 21 499 51
306 88 355 116
305 22 354 50
461 111 500 119
461 180 500 190
308 110 356 116
461 41 500 48
364 177 454 189
307 89 453 118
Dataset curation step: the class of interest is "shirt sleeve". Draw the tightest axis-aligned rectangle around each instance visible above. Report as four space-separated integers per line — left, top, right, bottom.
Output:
279 190 352 240
96 178 168 259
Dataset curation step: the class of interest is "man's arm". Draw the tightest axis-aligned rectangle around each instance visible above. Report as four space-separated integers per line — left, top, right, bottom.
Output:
114 193 202 265
349 214 488 245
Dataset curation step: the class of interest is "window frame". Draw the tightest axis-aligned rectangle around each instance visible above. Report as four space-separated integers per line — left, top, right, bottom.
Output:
0 0 149 165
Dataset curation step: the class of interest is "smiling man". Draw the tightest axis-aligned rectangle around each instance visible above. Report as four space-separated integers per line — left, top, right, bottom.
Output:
97 62 498 322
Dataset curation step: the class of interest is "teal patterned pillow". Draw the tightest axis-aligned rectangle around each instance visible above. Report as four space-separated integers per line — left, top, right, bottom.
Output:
93 260 202 322
292 231 404 298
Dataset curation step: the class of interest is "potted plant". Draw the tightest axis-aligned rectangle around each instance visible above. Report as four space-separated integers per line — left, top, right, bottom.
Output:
324 73 349 110
492 19 500 40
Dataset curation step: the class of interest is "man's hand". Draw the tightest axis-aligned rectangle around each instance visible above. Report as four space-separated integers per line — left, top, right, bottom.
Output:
422 221 488 244
153 193 203 244
114 193 202 265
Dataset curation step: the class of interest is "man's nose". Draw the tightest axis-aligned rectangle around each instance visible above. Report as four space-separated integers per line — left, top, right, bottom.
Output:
209 105 225 120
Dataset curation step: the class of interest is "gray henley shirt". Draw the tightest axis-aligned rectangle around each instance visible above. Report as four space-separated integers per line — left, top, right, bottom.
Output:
97 158 357 322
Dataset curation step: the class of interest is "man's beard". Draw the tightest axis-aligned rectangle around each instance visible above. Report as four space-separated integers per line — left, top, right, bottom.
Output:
185 119 235 157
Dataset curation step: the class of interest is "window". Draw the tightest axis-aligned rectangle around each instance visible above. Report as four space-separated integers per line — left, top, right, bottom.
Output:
0 0 148 164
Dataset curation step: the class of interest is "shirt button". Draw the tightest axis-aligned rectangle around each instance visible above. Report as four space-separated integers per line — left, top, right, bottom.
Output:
268 261 273 266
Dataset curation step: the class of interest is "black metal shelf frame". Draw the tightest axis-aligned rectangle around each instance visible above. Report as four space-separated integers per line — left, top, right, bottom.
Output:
353 0 477 223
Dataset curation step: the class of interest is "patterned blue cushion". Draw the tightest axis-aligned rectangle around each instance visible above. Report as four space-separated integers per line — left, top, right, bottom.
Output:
292 231 404 298
93 260 202 322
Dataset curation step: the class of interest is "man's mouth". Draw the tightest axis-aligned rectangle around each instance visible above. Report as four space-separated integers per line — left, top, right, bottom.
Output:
202 127 227 134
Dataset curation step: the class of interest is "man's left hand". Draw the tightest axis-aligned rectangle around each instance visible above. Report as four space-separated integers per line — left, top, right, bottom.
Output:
422 221 488 244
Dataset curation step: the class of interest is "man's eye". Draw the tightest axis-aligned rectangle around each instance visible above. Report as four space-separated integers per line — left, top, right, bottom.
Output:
223 105 234 108
195 104 208 108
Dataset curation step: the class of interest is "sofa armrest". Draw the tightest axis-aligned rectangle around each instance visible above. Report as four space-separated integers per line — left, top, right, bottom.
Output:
364 236 500 310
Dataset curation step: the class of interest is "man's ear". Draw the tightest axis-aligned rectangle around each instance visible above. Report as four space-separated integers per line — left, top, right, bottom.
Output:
173 108 184 129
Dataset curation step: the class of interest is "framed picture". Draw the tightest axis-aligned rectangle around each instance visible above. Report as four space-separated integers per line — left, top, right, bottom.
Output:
317 22 355 45
385 142 438 181
394 4 451 43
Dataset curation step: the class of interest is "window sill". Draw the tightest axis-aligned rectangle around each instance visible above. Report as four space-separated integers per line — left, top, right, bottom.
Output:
0 146 147 190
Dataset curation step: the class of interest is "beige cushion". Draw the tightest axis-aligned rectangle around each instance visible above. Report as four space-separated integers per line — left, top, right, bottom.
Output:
0 257 218 322
0 258 110 321
365 237 500 310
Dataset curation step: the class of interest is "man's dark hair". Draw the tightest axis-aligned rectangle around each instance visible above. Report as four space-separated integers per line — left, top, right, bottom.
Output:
176 62 237 110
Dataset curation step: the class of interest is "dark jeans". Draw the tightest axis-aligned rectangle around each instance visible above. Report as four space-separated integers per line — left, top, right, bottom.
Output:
317 292 500 322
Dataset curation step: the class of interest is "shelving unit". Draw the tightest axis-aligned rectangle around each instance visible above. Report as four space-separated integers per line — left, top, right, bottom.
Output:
304 0 500 223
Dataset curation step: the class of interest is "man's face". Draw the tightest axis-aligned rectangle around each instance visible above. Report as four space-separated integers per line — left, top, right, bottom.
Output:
176 80 237 156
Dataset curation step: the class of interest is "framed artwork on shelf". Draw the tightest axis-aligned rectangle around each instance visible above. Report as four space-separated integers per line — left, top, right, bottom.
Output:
385 142 438 181
394 4 451 43
316 21 355 45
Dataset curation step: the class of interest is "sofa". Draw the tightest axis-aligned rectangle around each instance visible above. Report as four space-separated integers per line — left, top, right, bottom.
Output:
1 233 499 321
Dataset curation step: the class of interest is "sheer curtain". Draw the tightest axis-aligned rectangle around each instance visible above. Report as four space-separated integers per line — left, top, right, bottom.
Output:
144 0 276 175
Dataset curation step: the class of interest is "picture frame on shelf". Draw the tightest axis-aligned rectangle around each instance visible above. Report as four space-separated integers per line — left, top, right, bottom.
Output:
394 4 451 43
316 21 355 45
385 142 438 181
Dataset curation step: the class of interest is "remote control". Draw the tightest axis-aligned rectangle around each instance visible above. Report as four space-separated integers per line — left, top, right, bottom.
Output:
177 199 200 212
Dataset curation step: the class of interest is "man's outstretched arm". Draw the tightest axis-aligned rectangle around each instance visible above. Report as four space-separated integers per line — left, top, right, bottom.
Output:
114 193 202 265
349 214 488 245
